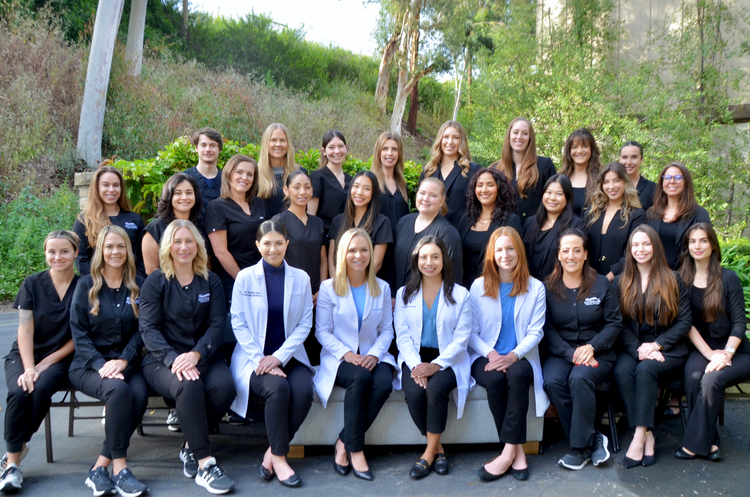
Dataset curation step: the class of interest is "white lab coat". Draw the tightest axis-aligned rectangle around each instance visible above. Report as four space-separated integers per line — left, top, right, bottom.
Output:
229 260 314 418
468 277 550 417
394 283 473 418
314 277 398 408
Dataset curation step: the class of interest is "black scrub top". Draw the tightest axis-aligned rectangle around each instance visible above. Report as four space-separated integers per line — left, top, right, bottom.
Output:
379 186 411 294
646 207 711 269
310 167 352 237
204 196 268 294
73 211 146 277
419 161 482 227
523 215 586 281
543 274 622 363
393 213 463 290
456 212 524 288
635 175 657 212
183 166 222 220
11 270 80 363
139 269 226 368
689 268 750 354
585 208 645 276
572 187 587 218
69 275 145 372
272 210 326 294
511 156 557 222
328 212 393 252
614 273 691 360
262 170 287 218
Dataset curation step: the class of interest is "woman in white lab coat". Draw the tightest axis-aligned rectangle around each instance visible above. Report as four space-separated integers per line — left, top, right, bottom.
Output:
315 228 397 481
394 235 472 479
230 220 314 488
469 226 549 482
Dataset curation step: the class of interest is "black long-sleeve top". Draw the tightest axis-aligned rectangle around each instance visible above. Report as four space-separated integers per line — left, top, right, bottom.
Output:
394 213 463 290
510 156 557 223
263 260 286 356
689 268 750 354
646 206 711 269
419 161 482 227
523 215 585 282
69 275 145 372
636 175 657 213
613 273 692 361
543 274 622 363
378 187 411 294
73 211 145 277
585 208 646 276
139 269 226 368
456 212 523 288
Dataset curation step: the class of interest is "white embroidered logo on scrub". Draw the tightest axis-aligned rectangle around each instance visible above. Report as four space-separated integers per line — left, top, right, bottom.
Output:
124 222 138 230
583 297 601 306
198 293 211 303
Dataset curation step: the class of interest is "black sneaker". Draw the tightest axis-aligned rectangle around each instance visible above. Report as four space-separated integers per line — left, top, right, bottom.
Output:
558 448 591 471
195 458 235 494
0 464 22 492
166 410 180 432
86 466 116 496
113 468 148 497
591 431 611 466
179 442 199 478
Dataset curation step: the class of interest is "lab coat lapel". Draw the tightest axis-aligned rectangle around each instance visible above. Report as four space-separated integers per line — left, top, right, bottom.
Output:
363 281 373 321
435 282 446 350
254 263 269 345
282 261 293 338
513 287 527 322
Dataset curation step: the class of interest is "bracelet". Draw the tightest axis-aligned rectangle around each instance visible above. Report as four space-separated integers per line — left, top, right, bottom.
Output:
25 368 37 373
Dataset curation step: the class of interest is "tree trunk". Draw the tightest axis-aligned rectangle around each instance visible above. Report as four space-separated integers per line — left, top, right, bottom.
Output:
182 0 188 41
390 67 412 133
375 32 400 114
125 0 147 77
406 83 419 133
77 0 125 168
452 59 463 121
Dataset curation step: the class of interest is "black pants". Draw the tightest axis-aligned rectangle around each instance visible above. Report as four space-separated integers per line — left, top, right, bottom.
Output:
249 359 313 456
614 352 687 429
682 350 750 456
471 357 533 445
142 355 235 460
69 367 148 460
401 364 457 436
543 354 615 449
3 351 70 453
335 362 393 452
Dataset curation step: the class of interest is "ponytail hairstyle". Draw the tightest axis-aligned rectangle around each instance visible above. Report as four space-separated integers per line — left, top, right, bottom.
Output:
44 230 80 253
491 117 539 198
402 235 456 305
256 219 289 242
423 121 472 178
78 163 132 248
282 169 312 208
417 177 449 217
88 225 140 317
546 227 598 302
619 225 680 326
319 129 347 169
677 222 724 321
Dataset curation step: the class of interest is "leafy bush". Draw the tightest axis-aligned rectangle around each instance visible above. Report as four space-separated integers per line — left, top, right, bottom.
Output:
0 187 79 299
720 238 750 324
113 137 425 214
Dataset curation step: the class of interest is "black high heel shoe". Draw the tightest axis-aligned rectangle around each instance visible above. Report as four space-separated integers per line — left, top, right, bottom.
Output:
623 455 642 469
333 440 350 476
348 453 373 481
642 431 656 466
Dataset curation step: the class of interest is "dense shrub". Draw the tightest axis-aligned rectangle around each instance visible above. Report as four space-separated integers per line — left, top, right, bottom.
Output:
720 238 750 323
0 187 79 299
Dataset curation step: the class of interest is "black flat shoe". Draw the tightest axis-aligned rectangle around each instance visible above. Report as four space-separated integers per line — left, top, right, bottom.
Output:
278 473 302 488
258 459 273 481
510 467 529 481
623 456 642 469
708 448 721 462
410 459 431 479
432 453 448 475
674 448 696 460
476 465 505 481
348 453 373 481
333 442 350 476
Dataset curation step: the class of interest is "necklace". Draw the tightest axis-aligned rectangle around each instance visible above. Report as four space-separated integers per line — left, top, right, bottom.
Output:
478 217 491 224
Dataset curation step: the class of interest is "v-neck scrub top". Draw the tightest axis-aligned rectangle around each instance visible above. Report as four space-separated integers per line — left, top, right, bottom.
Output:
272 210 326 294
310 167 352 237
328 213 393 252
73 211 146 277
12 270 80 363
379 186 410 295
69 275 145 372
183 166 222 220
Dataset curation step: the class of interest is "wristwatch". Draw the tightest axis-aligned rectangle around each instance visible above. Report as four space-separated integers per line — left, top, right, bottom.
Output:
654 341 663 350
512 351 520 360
725 346 736 355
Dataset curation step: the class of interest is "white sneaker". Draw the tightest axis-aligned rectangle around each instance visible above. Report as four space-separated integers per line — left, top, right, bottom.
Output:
0 464 23 492
195 458 235 494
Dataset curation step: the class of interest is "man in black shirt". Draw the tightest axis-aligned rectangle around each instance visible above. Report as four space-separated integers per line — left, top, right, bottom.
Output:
183 127 224 219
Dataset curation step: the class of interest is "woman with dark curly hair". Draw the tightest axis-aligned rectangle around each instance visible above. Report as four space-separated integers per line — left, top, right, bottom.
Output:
456 169 522 288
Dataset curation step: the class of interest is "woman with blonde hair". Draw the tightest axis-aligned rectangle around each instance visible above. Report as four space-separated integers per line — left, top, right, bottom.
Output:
559 129 603 218
315 229 397 481
470 227 548 481
491 117 557 222
139 220 236 494
68 226 148 496
73 163 145 276
257 123 299 217
585 162 645 281
0 231 80 493
419 121 481 227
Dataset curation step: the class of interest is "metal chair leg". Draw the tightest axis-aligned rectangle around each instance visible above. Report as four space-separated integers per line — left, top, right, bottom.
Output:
45 411 53 463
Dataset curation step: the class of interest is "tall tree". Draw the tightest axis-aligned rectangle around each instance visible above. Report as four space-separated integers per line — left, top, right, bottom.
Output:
125 0 148 76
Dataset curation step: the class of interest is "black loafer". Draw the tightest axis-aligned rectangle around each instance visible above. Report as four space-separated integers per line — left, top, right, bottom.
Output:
258 459 273 481
477 465 505 481
333 443 350 476
432 453 448 475
674 448 696 460
708 448 721 462
278 473 302 488
410 459 431 479
510 467 529 480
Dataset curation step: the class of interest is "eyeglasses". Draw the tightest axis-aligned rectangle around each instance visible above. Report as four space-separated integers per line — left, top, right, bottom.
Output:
662 175 684 183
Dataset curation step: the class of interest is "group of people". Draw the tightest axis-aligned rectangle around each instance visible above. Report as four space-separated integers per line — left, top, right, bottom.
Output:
2 119 748 495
